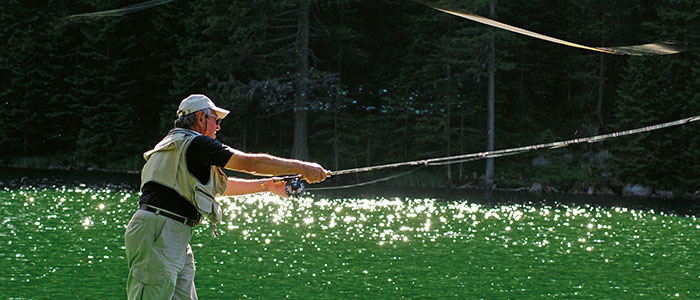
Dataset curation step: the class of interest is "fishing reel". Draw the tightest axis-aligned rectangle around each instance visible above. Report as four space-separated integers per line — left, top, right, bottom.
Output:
274 176 305 197
285 177 305 197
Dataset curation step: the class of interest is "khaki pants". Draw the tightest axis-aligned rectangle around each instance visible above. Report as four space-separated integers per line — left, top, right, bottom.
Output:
124 209 197 300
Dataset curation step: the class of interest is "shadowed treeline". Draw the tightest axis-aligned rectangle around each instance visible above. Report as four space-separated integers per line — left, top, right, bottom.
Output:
1 0 698 194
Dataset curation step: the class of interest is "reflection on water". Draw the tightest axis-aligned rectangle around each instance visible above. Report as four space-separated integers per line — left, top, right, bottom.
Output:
214 194 700 256
2 180 700 298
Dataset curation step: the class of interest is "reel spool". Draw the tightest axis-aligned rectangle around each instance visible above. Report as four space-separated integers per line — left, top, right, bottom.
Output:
279 176 305 197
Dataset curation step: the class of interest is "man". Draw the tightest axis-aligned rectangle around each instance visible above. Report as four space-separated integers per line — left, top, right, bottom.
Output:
124 94 329 299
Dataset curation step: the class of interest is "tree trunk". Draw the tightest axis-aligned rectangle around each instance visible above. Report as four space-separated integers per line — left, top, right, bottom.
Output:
333 99 339 171
242 118 247 151
484 0 496 189
595 52 605 127
459 105 464 180
366 130 371 167
404 100 409 157
292 0 310 160
334 0 344 172
445 64 452 184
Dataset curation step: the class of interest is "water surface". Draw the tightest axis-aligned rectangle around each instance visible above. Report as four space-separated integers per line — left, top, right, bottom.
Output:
2 183 699 299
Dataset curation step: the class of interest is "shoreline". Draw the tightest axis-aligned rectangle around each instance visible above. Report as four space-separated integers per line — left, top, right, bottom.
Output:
2 165 698 200
4 166 700 216
0 164 140 175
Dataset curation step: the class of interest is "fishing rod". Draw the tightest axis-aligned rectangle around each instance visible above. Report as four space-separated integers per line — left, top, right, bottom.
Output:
330 115 700 176
276 115 699 196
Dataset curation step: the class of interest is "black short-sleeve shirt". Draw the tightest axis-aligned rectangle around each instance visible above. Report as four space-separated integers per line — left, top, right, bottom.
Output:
138 135 235 220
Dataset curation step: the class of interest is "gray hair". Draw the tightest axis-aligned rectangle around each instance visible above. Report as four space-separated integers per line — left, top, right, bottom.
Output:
174 108 212 129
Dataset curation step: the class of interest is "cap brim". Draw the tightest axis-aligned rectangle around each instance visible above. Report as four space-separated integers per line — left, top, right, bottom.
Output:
212 107 229 119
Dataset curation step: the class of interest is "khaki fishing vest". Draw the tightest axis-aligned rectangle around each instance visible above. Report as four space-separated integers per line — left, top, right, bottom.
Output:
141 128 228 225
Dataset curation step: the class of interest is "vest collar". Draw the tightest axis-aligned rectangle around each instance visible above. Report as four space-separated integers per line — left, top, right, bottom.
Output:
169 128 202 137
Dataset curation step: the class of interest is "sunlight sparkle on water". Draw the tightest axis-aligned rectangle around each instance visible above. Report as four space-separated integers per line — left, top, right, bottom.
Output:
2 187 700 298
213 193 696 265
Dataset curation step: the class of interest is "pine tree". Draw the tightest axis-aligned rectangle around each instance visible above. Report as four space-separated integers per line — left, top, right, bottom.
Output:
611 0 699 192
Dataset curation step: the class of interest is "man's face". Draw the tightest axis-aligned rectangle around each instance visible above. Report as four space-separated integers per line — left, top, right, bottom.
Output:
197 110 221 139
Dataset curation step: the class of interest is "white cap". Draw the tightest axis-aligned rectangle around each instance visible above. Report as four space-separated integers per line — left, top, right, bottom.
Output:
176 94 230 119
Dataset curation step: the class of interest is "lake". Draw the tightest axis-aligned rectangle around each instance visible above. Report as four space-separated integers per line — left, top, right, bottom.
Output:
2 168 700 299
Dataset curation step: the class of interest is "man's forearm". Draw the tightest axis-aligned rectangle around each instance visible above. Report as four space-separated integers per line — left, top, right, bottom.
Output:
225 152 302 176
223 177 268 196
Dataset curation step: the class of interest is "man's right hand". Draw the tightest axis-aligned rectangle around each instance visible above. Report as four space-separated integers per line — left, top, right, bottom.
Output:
225 151 330 183
299 162 330 184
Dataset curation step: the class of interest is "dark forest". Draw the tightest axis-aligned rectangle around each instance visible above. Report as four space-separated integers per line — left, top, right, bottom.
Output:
1 0 698 196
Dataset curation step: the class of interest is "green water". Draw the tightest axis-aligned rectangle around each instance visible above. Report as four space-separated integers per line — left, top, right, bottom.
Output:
2 186 700 299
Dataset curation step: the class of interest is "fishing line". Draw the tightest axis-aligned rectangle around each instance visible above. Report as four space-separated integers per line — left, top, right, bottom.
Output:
64 0 174 20
305 115 699 191
64 0 687 55
415 0 687 56
61 0 693 191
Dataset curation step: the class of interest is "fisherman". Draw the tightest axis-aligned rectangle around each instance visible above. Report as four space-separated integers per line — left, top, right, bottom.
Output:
124 94 329 300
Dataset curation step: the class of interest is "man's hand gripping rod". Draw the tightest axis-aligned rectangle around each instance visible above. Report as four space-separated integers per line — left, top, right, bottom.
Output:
272 171 339 197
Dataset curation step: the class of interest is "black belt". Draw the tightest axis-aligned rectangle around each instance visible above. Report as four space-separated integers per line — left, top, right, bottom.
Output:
139 205 199 227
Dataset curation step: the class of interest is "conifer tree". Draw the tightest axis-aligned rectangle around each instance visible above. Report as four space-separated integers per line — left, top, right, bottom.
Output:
611 0 699 192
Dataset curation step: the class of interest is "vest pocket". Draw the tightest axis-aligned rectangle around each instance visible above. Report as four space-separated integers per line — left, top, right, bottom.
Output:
194 187 222 223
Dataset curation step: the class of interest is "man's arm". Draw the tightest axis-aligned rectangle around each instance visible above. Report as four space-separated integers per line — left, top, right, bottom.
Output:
223 177 287 197
224 151 329 183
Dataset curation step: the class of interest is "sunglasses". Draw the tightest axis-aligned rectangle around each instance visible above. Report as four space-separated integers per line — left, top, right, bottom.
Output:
206 114 222 125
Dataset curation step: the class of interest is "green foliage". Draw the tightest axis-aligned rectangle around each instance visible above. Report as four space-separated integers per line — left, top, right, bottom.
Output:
610 0 699 192
1 0 697 193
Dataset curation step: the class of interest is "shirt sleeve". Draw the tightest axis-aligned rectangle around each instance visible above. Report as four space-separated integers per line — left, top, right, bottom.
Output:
186 135 238 183
187 135 236 167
